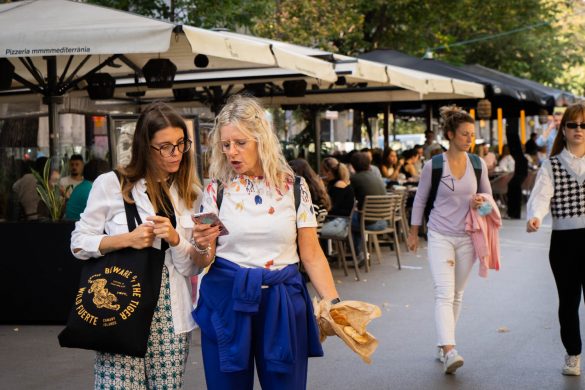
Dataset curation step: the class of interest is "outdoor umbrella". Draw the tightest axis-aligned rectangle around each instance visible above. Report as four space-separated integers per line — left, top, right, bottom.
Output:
0 0 338 156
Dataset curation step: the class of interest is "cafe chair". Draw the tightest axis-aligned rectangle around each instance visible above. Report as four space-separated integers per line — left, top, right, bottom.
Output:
319 205 361 281
360 194 402 272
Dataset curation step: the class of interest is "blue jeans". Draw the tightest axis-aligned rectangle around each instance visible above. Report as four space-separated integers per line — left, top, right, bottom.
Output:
351 212 388 256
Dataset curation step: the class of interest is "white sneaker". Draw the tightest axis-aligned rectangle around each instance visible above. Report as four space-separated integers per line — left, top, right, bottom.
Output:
436 347 444 363
443 349 464 374
562 355 581 376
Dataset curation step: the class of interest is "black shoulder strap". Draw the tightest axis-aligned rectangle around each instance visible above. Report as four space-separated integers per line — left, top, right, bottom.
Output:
467 152 482 193
113 169 142 231
216 180 223 211
294 175 301 212
424 154 443 219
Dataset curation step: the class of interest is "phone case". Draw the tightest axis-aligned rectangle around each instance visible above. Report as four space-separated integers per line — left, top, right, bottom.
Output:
192 213 229 236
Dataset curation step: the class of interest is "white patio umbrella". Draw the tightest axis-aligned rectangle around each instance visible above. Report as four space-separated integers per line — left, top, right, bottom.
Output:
0 0 338 155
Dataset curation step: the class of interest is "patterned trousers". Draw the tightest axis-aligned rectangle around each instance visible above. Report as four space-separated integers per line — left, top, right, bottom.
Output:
94 267 191 390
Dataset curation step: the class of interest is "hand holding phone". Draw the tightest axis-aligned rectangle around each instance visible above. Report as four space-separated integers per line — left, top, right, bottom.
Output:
192 212 229 236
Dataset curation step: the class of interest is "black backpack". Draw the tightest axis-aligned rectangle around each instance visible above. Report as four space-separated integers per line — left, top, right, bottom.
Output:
423 153 482 220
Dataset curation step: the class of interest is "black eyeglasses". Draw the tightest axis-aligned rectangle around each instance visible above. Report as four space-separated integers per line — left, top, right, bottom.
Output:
151 139 192 157
565 122 585 130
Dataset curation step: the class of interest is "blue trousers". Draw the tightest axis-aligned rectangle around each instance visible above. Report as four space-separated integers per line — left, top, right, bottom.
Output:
201 286 310 390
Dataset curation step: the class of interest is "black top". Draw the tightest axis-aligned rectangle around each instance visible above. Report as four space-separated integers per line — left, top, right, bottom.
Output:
327 183 355 216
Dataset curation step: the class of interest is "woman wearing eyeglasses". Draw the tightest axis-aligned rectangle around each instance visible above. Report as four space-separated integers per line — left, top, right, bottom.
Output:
527 102 585 376
191 95 339 389
71 102 202 388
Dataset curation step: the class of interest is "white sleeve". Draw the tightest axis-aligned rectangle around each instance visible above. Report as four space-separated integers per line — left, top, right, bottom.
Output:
527 160 554 221
70 172 115 259
169 185 203 277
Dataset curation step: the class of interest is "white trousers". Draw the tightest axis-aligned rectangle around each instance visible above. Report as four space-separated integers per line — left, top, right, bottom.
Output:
427 229 475 346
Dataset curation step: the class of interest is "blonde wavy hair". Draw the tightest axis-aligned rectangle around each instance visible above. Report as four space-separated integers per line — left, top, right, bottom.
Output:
208 95 293 191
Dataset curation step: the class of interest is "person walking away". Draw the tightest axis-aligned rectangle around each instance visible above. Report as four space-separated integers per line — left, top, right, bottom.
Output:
537 111 563 157
191 95 341 390
407 105 492 374
527 102 585 376
70 102 202 388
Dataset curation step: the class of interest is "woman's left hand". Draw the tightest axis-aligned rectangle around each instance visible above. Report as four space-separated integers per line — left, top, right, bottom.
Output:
146 215 180 247
471 194 484 209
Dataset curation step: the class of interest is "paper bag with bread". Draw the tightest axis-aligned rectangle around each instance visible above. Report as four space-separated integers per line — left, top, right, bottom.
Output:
313 298 381 364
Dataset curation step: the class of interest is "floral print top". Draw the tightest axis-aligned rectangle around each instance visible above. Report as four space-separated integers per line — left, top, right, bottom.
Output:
200 175 317 269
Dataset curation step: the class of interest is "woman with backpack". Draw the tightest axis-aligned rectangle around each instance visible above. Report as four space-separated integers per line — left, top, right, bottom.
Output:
407 106 492 374
190 95 340 389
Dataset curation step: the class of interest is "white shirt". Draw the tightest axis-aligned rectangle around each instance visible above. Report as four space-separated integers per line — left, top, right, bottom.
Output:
200 175 317 270
527 148 585 222
497 155 515 173
70 171 202 334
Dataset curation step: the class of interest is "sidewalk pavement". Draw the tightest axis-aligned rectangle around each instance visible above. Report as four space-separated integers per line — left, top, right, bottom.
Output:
2 217 585 389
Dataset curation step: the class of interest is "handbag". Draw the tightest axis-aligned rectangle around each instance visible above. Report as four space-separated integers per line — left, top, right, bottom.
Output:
58 191 165 358
320 217 349 240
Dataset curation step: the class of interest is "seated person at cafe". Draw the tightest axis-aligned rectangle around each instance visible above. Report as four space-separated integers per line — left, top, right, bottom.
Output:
350 152 387 262
11 157 47 221
321 157 355 217
497 144 515 173
400 149 419 181
477 141 497 175
64 158 110 221
60 154 84 199
379 147 403 181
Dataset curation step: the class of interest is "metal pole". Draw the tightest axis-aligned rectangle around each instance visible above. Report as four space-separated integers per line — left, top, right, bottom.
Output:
44 56 61 157
314 109 321 174
383 103 389 149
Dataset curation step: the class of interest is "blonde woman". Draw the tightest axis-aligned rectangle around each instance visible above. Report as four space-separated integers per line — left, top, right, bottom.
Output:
191 95 339 389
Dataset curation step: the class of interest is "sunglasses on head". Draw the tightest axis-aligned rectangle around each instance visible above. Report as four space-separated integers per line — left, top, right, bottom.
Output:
565 122 585 130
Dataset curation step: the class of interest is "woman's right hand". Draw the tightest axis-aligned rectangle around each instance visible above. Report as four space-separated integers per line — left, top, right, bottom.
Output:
128 223 155 249
191 222 221 250
407 229 419 252
526 217 540 233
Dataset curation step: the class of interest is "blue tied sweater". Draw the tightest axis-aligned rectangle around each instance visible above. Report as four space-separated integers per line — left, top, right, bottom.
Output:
193 257 323 373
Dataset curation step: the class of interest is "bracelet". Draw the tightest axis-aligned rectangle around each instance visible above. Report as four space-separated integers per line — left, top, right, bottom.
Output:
190 238 211 255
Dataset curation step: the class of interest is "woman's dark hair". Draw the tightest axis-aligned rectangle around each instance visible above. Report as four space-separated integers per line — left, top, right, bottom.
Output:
350 152 371 173
83 158 111 182
551 103 585 156
289 158 331 210
401 148 417 161
120 101 199 214
382 147 398 169
439 105 474 140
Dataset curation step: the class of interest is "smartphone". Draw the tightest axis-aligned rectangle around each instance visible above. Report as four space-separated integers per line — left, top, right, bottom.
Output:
191 212 229 236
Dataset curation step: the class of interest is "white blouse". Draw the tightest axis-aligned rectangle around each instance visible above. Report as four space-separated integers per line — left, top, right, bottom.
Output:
527 148 585 222
70 171 202 335
200 175 317 270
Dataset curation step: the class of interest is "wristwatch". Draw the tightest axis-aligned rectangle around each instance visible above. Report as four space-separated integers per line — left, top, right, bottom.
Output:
330 297 341 305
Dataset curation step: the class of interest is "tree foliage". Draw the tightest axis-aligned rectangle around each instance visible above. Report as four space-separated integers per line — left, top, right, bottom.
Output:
89 0 585 94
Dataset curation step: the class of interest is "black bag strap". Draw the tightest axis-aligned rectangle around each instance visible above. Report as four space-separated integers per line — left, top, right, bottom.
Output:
113 170 142 232
423 152 482 220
